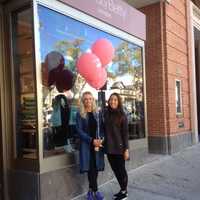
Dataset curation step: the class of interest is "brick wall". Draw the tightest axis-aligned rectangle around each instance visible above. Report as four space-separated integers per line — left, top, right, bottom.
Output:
141 0 192 147
165 0 191 134
141 3 168 137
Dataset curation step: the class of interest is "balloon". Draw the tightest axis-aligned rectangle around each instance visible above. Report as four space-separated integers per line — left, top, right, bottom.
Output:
47 63 67 87
91 38 115 67
86 67 107 90
76 52 102 80
48 68 56 87
45 51 64 71
55 69 74 92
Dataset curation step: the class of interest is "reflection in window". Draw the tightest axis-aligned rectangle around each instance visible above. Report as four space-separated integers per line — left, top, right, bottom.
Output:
12 7 37 159
176 80 182 114
38 5 145 157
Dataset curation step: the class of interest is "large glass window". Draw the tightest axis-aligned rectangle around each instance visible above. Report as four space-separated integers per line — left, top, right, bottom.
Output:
12 7 37 159
37 5 145 157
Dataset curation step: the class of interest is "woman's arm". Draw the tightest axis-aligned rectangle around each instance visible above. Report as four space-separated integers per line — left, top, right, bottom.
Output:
121 115 130 160
121 115 129 151
75 112 92 144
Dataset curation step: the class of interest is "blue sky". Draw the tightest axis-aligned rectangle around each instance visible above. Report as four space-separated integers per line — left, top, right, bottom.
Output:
38 5 122 61
38 5 142 77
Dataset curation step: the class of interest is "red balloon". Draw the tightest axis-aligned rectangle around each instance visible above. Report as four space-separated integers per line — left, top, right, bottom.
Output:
91 38 115 67
86 67 107 90
55 69 74 92
76 52 102 80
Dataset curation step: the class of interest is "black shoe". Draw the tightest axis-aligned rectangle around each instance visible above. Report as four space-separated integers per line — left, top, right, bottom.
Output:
113 191 128 200
113 190 122 198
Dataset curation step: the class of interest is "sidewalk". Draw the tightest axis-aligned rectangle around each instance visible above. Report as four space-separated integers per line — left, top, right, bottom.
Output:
74 143 200 200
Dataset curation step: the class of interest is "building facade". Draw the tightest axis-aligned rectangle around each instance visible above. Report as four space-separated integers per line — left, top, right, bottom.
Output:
141 0 196 154
0 0 200 199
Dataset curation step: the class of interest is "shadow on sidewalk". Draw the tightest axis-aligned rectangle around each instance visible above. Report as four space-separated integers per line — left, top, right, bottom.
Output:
71 153 165 200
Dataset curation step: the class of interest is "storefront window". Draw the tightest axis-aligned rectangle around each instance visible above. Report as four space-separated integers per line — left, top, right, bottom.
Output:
37 5 145 157
12 7 37 159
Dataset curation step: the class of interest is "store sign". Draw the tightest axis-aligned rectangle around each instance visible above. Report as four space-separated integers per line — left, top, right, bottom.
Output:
58 0 146 40
95 0 127 20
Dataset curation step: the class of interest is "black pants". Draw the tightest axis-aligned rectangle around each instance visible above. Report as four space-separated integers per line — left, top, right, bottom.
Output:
107 154 128 191
88 150 98 192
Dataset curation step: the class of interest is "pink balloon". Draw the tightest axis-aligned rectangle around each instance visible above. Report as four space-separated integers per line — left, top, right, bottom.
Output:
86 67 107 90
91 38 115 67
76 52 102 80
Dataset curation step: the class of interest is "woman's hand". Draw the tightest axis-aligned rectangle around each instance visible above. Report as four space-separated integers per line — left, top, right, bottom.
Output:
93 139 103 152
93 139 102 147
124 149 129 160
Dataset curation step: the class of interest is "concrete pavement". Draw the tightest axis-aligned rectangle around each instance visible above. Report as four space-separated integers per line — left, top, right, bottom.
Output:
73 143 200 200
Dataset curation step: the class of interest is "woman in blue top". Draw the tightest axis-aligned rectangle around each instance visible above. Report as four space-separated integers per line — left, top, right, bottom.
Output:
76 91 104 200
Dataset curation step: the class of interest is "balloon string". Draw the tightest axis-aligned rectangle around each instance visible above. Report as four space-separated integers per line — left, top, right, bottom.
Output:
97 110 100 139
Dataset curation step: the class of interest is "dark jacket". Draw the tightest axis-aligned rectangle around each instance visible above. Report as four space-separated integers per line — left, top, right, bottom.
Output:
76 111 104 173
51 94 70 147
104 108 129 155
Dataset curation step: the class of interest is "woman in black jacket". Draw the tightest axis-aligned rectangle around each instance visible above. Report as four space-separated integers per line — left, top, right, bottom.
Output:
104 93 129 200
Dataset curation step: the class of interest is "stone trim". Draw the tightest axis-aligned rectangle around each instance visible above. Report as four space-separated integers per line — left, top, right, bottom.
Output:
9 170 40 200
148 132 193 154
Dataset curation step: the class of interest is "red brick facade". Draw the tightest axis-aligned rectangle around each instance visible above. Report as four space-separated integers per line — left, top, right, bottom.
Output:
141 3 168 137
166 0 191 134
141 0 193 153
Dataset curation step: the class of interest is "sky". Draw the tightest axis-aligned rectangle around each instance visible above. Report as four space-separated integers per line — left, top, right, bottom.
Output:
38 4 143 90
38 5 121 61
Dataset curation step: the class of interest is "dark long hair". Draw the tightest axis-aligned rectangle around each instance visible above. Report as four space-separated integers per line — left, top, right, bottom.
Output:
107 93 125 124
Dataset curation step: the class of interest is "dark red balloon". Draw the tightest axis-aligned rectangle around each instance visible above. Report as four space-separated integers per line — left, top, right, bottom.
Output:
48 68 56 87
45 51 64 72
48 64 65 87
55 69 74 92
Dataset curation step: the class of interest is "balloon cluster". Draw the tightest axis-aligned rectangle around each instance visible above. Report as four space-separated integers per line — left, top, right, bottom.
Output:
44 51 74 92
76 38 115 90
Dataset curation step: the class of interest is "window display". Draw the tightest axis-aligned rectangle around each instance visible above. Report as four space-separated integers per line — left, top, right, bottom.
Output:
37 5 145 157
12 7 37 159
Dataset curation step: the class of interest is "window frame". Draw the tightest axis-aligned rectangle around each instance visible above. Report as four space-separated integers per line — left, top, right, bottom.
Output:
33 0 147 173
175 79 183 115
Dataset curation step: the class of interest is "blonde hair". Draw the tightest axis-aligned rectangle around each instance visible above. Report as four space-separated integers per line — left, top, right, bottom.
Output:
80 91 97 118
